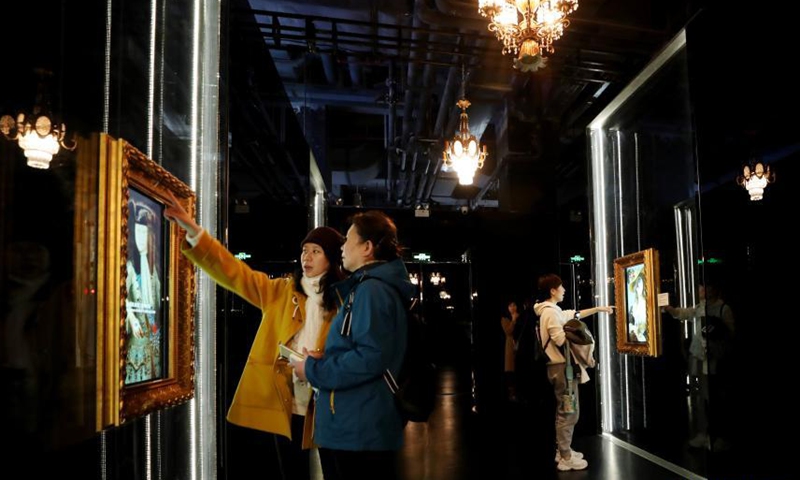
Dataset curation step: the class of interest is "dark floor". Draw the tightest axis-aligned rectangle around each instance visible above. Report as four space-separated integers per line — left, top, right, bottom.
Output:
398 366 689 480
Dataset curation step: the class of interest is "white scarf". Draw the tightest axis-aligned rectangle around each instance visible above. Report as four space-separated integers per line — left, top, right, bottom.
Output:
292 272 327 415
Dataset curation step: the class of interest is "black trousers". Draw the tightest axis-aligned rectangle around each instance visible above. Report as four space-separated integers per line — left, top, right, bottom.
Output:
274 414 310 480
318 447 398 480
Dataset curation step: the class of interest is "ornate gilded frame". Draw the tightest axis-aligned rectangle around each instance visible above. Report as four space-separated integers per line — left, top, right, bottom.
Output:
614 248 662 357
97 135 195 427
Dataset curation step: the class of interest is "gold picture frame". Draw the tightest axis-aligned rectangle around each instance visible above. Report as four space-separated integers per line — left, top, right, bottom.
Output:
96 135 196 428
614 248 662 357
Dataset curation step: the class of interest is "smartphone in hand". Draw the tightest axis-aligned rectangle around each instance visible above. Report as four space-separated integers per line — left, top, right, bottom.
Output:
278 343 304 363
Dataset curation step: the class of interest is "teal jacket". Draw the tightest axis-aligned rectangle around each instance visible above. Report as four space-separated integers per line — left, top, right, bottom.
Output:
306 259 414 451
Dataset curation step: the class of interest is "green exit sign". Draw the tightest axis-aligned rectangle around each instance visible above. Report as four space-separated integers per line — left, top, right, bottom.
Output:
413 253 431 261
570 255 585 263
235 252 252 260
697 257 722 265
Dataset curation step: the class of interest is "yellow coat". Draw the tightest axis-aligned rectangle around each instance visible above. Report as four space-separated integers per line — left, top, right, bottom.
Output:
182 232 335 447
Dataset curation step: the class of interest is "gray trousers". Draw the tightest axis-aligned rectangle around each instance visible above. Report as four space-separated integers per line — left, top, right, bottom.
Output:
547 363 580 458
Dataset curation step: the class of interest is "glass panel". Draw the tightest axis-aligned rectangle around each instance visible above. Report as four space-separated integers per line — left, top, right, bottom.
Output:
589 43 706 476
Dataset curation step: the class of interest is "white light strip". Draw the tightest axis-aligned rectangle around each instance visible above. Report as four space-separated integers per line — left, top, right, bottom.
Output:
601 433 708 480
189 0 201 192
155 410 163 480
589 30 687 130
145 415 153 480
189 2 201 479
589 128 614 432
100 430 108 480
103 0 113 132
147 0 157 157
610 130 632 430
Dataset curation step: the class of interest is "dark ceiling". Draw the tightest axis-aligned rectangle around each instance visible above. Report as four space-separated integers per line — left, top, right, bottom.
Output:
227 0 701 214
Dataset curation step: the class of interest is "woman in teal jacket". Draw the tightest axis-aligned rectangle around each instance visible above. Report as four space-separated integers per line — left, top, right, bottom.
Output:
294 210 414 480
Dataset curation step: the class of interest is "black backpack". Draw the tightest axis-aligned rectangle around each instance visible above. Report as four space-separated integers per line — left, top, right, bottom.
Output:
345 275 437 423
515 307 552 372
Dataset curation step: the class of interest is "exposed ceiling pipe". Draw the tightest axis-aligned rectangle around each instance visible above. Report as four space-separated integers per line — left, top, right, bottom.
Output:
348 55 362 87
403 148 424 205
434 0 484 20
394 11 426 203
415 0 487 31
420 151 444 204
386 61 398 202
321 53 338 85
433 66 459 137
413 156 433 205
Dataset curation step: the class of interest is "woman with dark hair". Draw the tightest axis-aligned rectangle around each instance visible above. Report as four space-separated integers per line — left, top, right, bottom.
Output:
125 201 163 384
163 191 345 480
294 210 414 480
533 273 613 472
501 299 521 402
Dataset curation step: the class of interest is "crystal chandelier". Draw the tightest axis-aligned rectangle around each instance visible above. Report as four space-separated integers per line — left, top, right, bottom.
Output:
478 0 578 71
443 65 488 186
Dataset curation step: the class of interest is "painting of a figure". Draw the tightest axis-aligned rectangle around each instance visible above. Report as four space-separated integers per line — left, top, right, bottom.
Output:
614 248 662 357
124 189 168 385
625 264 648 343
95 135 195 428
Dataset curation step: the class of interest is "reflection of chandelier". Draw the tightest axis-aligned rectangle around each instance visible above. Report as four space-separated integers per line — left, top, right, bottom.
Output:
1 69 76 169
442 65 487 186
429 272 446 286
1 112 76 169
478 0 578 70
736 159 775 201
409 273 420 285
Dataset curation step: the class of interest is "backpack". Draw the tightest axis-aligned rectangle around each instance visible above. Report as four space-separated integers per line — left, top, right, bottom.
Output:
514 309 551 376
346 275 437 423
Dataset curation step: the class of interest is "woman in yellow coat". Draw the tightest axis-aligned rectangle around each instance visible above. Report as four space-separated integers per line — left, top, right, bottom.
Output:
164 192 344 480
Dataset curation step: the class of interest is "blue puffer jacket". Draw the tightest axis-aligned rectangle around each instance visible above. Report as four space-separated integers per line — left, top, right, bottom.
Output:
305 259 414 451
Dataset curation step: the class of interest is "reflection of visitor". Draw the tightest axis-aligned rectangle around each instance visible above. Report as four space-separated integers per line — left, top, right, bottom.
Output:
1 242 52 436
626 269 647 343
665 281 735 452
125 201 162 384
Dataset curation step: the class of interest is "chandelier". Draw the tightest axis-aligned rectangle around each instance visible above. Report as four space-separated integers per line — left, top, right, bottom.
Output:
443 65 488 186
478 0 578 71
736 159 775 201
1 113 75 169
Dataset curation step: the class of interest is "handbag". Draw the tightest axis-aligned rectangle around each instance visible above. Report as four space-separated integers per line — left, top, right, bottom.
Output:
564 318 594 345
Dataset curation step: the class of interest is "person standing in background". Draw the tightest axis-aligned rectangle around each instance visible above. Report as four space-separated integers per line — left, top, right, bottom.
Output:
534 273 614 472
163 191 345 480
501 299 521 402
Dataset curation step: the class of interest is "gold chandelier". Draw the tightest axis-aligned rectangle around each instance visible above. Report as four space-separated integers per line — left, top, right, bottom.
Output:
478 0 578 71
443 65 488 186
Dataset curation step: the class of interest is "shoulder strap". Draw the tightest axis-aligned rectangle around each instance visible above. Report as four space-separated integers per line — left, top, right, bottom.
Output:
339 274 407 395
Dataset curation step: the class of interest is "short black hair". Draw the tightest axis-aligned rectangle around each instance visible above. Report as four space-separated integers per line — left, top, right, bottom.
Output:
537 273 563 300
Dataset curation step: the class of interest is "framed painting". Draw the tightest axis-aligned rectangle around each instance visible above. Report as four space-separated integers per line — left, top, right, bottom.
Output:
614 248 662 357
96 135 196 428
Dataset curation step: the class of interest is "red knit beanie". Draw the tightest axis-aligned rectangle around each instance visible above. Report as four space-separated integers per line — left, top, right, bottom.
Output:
301 226 344 266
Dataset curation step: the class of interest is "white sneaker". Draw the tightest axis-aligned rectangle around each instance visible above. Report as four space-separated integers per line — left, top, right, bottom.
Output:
556 455 588 471
688 433 709 449
554 449 584 463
